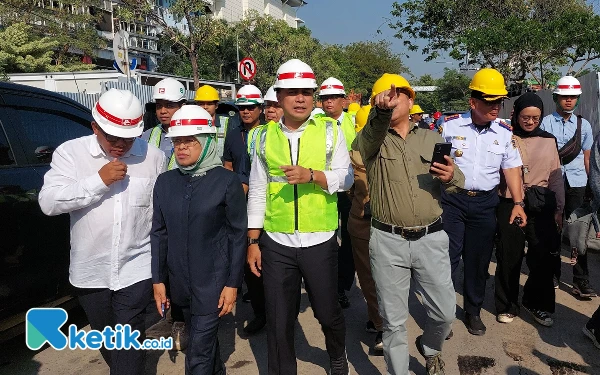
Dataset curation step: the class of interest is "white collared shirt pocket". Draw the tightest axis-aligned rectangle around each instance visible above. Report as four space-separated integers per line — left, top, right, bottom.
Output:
486 144 505 167
128 177 153 207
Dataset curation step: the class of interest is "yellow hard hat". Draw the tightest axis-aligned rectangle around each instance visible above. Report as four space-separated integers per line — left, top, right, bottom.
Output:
355 105 372 132
194 85 219 102
468 68 508 99
371 73 415 100
347 102 361 113
409 104 424 115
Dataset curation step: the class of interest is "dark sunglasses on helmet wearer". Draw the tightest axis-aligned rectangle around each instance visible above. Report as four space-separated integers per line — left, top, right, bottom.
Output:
239 104 260 111
95 123 136 144
320 94 344 101
478 98 504 106
155 101 182 110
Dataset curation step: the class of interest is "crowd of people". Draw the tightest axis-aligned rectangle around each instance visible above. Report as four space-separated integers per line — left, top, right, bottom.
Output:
37 58 600 375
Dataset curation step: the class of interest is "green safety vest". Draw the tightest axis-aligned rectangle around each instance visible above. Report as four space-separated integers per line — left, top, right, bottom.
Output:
314 112 356 151
219 116 230 143
257 117 339 233
148 125 176 170
247 122 275 164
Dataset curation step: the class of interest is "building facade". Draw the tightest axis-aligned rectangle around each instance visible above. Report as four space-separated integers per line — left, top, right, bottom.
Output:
206 0 306 28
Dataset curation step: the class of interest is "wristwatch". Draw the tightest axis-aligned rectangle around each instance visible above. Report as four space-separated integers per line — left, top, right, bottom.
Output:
514 201 525 208
309 168 314 183
247 238 260 246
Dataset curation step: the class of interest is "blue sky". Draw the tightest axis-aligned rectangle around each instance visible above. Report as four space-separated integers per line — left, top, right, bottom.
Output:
296 0 456 79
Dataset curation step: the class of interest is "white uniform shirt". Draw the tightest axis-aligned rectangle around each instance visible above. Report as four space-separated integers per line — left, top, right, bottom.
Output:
247 117 353 248
39 135 166 290
442 112 522 191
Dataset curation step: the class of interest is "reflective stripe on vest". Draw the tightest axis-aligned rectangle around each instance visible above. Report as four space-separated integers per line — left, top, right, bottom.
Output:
258 118 338 233
148 125 176 170
219 117 229 142
247 123 268 165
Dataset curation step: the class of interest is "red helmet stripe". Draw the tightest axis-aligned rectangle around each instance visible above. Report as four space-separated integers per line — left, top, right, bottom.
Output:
236 93 262 98
170 118 210 127
320 84 344 90
557 84 581 89
277 72 316 80
95 103 142 127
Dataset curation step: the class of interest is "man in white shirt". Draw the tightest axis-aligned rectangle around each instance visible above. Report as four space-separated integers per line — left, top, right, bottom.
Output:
247 59 353 375
39 89 166 375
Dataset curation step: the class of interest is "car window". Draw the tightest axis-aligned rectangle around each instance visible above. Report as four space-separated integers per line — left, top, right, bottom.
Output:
0 125 15 166
11 108 91 165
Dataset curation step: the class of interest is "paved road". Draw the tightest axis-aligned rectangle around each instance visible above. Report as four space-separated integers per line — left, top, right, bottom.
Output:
1 250 599 375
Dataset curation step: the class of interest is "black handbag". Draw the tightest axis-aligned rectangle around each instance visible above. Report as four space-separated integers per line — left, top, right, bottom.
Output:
525 185 557 213
557 115 582 165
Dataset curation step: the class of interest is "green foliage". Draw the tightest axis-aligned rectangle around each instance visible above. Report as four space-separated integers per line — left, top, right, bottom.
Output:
413 69 471 113
0 23 57 73
390 0 599 82
0 0 104 71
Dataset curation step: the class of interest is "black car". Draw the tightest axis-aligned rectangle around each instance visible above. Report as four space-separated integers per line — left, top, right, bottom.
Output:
0 82 93 342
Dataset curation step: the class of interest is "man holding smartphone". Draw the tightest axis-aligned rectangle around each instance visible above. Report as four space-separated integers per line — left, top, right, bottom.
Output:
357 73 465 375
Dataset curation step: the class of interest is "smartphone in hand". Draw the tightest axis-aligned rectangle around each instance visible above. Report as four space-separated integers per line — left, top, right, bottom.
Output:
430 142 452 170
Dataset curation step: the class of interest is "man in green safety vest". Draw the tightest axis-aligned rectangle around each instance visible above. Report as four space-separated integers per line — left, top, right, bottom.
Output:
141 78 187 171
247 59 353 375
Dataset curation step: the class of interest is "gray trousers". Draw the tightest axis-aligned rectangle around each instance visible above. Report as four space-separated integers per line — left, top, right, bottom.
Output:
370 227 455 375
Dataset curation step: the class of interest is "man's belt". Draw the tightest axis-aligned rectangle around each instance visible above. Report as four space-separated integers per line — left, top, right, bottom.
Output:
371 217 443 241
457 188 494 197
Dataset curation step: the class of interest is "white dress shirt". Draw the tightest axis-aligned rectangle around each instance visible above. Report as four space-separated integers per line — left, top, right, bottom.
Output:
247 117 353 248
39 135 166 290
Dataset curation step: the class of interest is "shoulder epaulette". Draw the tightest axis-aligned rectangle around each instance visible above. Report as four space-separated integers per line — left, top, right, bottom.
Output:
444 114 460 122
498 120 513 131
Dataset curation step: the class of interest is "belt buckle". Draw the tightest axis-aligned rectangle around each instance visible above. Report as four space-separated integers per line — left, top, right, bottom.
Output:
467 190 477 197
400 227 426 241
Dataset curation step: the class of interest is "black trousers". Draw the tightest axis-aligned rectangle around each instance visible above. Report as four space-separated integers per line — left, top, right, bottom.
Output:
261 233 346 375
337 192 355 292
244 262 266 317
442 189 499 316
77 278 152 375
182 308 225 375
495 198 558 315
589 305 600 330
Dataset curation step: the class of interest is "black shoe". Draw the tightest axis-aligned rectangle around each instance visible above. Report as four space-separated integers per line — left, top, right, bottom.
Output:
171 322 189 351
329 353 349 375
338 291 350 309
242 292 251 303
445 330 453 340
573 279 597 298
243 315 266 335
365 320 378 333
522 305 553 327
371 331 383 355
464 313 486 336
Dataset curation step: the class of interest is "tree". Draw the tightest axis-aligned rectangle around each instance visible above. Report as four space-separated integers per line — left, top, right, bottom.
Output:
119 0 229 89
0 0 105 71
389 0 600 82
413 70 471 112
413 74 441 113
0 23 57 74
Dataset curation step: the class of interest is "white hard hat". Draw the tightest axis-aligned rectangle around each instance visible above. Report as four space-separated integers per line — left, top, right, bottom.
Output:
92 89 144 138
319 77 346 96
264 86 277 102
236 85 264 105
273 59 317 89
554 76 582 96
153 77 186 102
165 105 215 138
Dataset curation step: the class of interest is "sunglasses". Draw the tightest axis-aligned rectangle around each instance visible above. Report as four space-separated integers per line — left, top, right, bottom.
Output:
96 124 136 144
239 104 259 111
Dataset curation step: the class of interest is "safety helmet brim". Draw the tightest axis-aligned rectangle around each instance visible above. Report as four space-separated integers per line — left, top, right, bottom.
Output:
92 106 144 138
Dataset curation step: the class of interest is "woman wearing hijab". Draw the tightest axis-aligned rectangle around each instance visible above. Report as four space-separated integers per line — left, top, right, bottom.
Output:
495 93 565 328
151 105 247 374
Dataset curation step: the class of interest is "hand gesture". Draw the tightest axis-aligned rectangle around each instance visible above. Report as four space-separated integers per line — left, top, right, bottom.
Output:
509 205 527 227
218 286 237 317
153 283 170 317
280 165 311 184
430 155 455 183
247 244 262 277
373 84 401 110
99 158 127 186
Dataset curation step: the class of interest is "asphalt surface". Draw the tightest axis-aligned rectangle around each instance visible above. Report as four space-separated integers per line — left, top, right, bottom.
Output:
1 248 599 375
